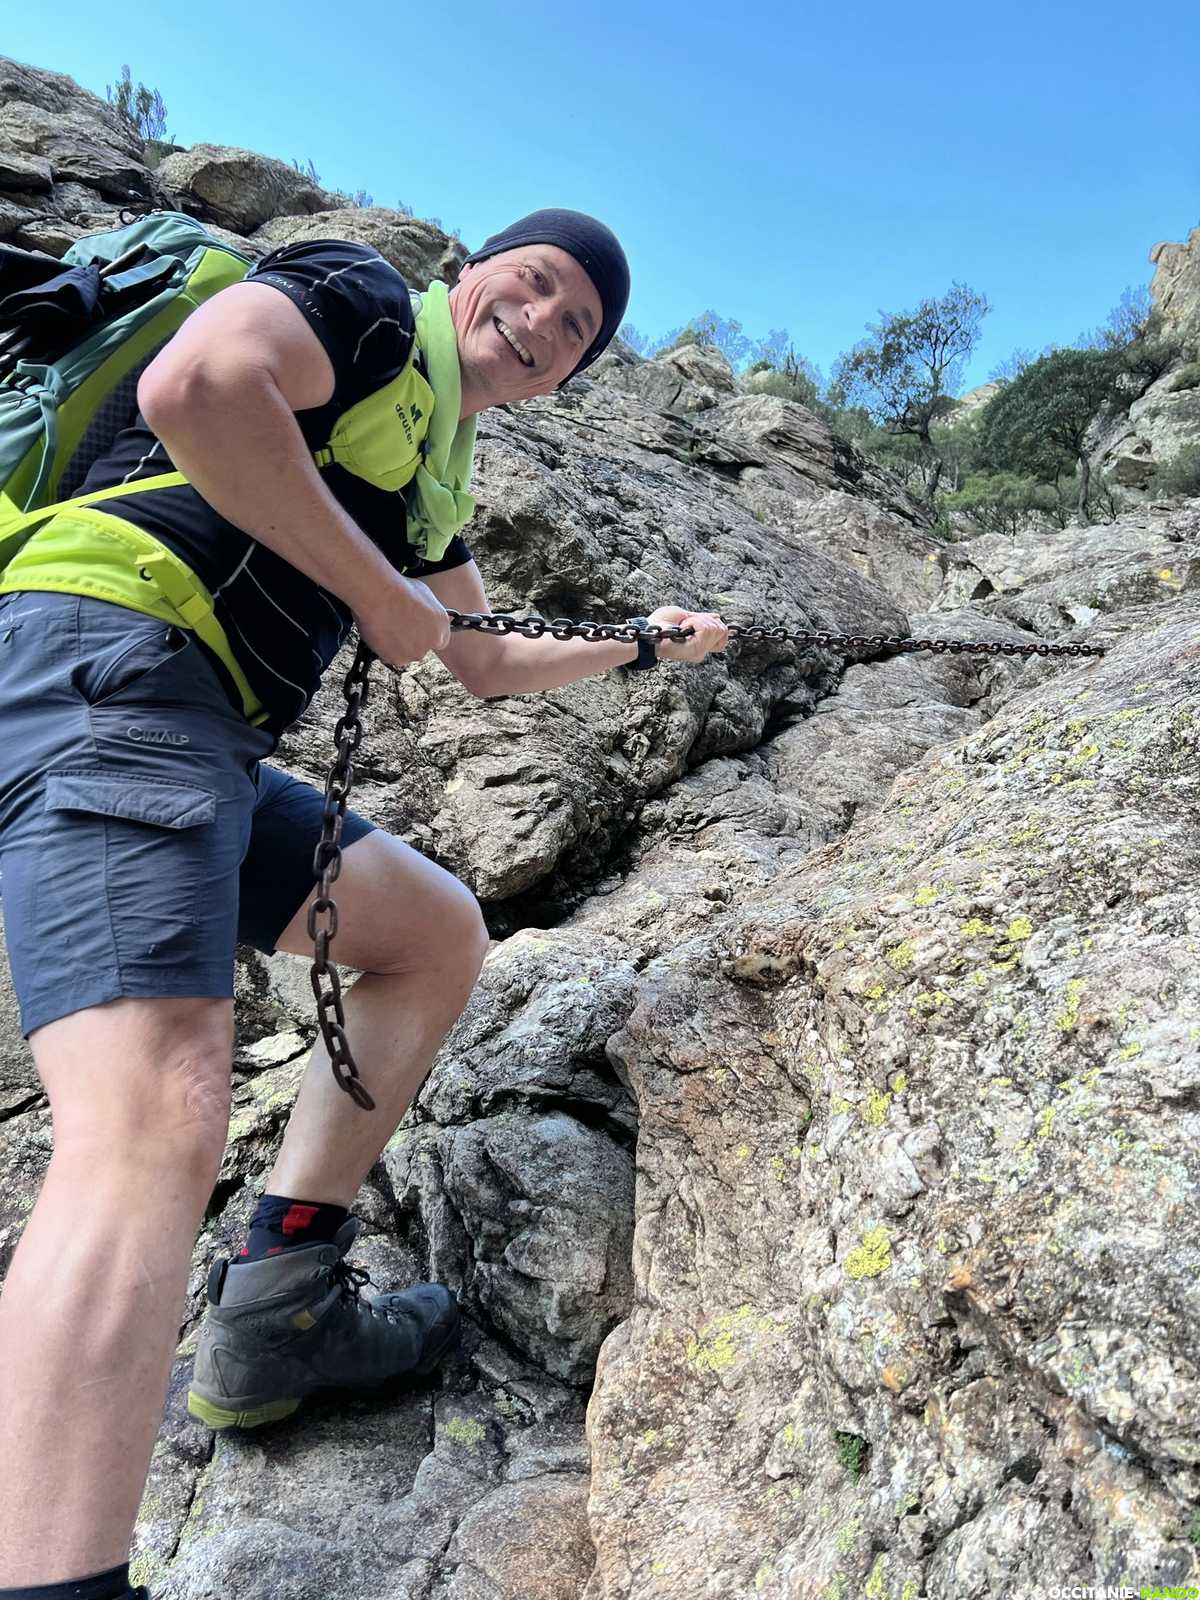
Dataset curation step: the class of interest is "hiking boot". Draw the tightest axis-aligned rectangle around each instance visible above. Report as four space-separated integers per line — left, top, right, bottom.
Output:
187 1217 460 1430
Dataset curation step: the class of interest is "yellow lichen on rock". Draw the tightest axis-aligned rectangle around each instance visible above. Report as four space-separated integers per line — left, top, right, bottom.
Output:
686 1305 777 1375
846 1225 893 1279
446 1417 486 1449
865 1553 890 1598
1055 978 1086 1032
865 1087 892 1125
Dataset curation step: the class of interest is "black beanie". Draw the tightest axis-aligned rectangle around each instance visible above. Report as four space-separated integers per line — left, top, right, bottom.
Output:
461 208 630 380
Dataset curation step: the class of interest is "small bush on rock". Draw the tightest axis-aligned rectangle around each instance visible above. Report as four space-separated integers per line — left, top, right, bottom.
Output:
745 365 822 409
834 1430 868 1477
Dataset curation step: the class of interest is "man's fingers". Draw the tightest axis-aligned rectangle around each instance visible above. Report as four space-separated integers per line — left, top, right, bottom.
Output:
691 614 730 654
656 611 730 661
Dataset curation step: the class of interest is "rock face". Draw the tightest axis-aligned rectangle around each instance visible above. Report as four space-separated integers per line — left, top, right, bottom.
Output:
582 516 1200 1600
948 381 1001 420
1093 232 1200 491
1151 227 1200 357
153 143 336 234
1094 370 1200 492
598 338 738 414
0 56 463 284
2 53 1200 1600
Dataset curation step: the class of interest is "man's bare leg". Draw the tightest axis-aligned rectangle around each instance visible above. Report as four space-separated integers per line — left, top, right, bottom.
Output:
264 829 491 1207
261 964 484 1209
0 996 234 1587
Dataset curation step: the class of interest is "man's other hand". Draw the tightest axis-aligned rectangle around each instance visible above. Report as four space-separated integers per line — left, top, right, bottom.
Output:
646 606 731 664
353 576 452 668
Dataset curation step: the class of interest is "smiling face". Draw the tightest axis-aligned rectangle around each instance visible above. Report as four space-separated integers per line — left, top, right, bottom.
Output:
449 243 604 418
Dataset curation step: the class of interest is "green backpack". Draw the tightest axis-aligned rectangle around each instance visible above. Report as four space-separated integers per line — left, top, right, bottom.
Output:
0 210 251 546
0 211 278 719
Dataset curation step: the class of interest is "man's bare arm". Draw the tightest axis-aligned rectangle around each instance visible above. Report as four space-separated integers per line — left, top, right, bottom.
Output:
137 282 448 665
420 560 640 696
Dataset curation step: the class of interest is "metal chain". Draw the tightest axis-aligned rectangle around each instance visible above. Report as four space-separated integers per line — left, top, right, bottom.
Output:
439 612 1107 660
314 612 1104 1110
308 641 377 1112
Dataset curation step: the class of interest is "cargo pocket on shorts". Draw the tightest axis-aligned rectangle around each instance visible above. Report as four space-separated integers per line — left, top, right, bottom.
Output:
41 772 219 973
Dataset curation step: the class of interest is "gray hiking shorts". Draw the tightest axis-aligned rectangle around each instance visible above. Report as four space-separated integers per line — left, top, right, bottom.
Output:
0 591 378 1038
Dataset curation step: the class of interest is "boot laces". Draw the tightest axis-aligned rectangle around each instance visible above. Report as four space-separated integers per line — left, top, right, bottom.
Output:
330 1256 409 1326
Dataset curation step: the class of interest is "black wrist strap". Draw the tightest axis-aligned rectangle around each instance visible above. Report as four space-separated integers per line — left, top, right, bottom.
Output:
625 616 659 672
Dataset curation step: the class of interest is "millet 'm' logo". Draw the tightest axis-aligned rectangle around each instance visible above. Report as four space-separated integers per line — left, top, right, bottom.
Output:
127 727 190 746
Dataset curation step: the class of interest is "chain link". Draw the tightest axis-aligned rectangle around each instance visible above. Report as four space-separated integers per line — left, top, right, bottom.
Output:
315 611 1104 1110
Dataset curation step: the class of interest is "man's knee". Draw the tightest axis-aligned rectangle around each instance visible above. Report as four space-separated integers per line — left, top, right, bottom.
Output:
380 881 490 991
448 890 492 986
31 996 234 1165
289 830 491 986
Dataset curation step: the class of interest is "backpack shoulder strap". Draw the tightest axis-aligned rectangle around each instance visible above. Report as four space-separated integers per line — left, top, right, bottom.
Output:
0 472 188 578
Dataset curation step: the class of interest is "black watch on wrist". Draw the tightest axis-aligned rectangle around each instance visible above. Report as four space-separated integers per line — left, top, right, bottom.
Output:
625 616 659 673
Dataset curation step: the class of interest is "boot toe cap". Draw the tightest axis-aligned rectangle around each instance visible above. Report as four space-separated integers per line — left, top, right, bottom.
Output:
394 1283 461 1367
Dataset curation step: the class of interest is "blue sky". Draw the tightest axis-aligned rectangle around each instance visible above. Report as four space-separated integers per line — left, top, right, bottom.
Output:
7 0 1199 391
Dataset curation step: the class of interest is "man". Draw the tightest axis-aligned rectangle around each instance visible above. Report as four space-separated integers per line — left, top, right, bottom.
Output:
0 209 729 1600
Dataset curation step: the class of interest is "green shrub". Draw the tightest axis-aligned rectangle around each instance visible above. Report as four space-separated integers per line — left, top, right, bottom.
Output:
931 410 986 486
744 367 821 409
105 64 172 142
924 511 958 543
1152 445 1200 497
857 427 940 496
656 327 704 357
1118 311 1184 398
818 402 874 442
944 472 1058 535
834 1430 868 1477
1036 472 1127 528
1171 363 1200 392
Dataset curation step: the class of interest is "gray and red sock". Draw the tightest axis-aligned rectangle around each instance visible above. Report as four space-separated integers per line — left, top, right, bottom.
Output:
238 1193 349 1261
